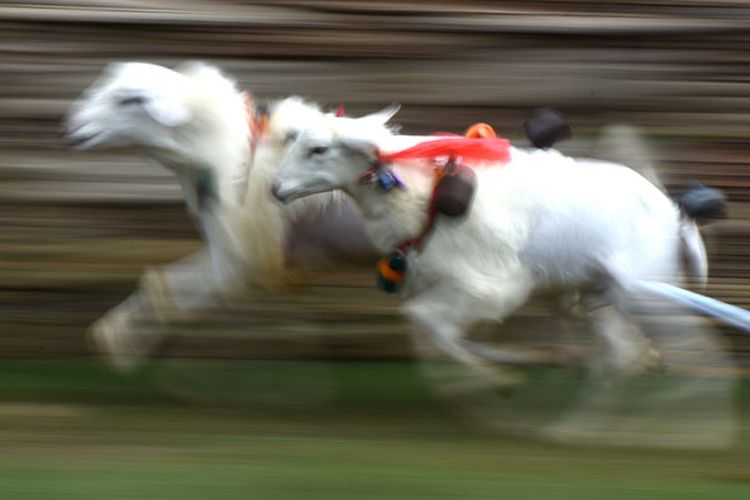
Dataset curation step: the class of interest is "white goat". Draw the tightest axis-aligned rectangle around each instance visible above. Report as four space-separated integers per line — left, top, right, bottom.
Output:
272 111 710 376
65 61 373 370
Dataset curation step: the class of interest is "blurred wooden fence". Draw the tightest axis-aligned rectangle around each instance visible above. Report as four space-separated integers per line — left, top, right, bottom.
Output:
1 1 749 360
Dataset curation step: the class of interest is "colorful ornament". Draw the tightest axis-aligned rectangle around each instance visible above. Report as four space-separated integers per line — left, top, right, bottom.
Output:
376 168 405 191
358 164 406 192
376 249 407 293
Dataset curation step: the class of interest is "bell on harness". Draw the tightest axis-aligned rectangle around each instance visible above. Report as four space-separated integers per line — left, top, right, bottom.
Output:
428 123 492 217
376 249 407 293
524 107 571 149
676 181 727 222
434 160 477 217
372 126 508 293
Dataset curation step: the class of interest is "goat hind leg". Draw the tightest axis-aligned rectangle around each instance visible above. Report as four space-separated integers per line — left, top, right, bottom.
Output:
583 290 664 375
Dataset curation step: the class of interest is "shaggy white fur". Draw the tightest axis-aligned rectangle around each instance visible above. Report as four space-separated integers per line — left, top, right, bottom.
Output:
273 112 709 376
65 61 363 370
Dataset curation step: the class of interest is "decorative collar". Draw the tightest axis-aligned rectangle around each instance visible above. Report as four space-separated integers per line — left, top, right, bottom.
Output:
373 126 510 293
357 161 406 191
373 133 511 253
396 160 453 253
374 159 454 293
245 92 269 160
235 92 270 203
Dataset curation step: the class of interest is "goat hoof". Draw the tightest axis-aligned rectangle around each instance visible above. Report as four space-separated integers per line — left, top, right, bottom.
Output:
645 347 667 374
88 309 164 374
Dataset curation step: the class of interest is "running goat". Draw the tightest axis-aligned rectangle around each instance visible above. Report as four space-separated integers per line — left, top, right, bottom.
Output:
272 111 711 377
65 62 374 370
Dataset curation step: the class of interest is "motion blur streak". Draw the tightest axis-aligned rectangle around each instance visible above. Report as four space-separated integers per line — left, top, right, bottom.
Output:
1 2 749 499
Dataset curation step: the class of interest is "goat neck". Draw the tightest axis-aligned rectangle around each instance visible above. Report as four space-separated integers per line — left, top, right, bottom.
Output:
161 89 252 213
346 160 436 253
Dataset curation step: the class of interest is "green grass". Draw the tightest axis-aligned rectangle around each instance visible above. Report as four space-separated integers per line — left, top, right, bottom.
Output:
0 360 748 500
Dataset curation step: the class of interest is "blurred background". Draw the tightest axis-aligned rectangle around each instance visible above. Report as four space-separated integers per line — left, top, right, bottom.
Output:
2 1 750 499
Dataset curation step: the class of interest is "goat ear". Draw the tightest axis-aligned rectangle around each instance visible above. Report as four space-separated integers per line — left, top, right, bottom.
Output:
340 136 378 159
143 92 192 127
359 103 400 125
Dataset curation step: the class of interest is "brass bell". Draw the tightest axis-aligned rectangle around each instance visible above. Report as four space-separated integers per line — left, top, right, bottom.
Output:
434 165 477 217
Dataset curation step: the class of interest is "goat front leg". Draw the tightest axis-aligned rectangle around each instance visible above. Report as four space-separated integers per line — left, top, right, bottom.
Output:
405 278 533 393
89 247 239 373
90 194 290 372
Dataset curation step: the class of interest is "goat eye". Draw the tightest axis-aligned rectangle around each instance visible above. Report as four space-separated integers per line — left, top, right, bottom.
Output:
118 95 146 107
309 146 328 157
284 131 298 145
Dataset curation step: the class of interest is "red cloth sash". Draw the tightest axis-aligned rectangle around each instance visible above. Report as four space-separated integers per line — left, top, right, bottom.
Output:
377 137 510 165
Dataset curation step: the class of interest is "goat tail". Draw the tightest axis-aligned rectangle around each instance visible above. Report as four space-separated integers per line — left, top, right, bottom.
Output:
592 125 728 287
675 183 728 287
679 218 709 287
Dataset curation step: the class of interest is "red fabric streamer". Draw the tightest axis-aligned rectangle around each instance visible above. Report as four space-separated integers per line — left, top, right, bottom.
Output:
378 137 511 165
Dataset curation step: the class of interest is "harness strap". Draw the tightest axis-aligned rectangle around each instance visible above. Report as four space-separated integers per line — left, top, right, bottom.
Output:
238 92 270 203
374 124 507 292
245 92 269 160
375 160 451 293
396 161 452 253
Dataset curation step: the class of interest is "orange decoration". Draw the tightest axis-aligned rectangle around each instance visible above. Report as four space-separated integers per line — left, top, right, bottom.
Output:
377 258 405 283
464 122 496 139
